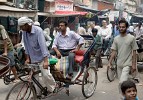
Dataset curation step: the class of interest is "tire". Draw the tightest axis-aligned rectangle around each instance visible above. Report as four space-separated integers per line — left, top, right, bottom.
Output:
107 60 117 82
6 81 37 100
82 67 97 98
106 49 111 60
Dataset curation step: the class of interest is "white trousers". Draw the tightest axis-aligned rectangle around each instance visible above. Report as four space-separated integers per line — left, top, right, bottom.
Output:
34 62 56 95
117 66 131 94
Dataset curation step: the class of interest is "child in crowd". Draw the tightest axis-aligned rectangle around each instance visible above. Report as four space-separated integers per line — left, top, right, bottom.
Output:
92 28 103 70
121 80 139 100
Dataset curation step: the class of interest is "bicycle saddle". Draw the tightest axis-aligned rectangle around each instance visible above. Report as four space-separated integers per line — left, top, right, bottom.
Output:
49 58 58 65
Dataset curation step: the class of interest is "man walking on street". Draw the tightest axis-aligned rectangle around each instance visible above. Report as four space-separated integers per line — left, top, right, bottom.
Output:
107 20 138 98
18 17 55 95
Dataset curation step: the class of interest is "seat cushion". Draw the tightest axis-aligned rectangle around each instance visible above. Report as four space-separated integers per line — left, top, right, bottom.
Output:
75 55 84 63
74 50 86 56
74 50 86 63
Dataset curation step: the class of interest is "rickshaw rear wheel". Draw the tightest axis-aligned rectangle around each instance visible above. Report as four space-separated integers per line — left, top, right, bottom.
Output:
82 66 97 98
107 57 117 82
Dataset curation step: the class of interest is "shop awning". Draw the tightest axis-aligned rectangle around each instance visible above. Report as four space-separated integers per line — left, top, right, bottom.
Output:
55 11 88 16
0 5 37 18
38 11 88 17
75 5 110 15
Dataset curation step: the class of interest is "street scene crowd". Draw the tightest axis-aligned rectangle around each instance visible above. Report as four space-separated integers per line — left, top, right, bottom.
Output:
0 0 143 100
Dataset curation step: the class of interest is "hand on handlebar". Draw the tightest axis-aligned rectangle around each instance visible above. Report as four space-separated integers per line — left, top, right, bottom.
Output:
107 63 112 69
43 61 49 69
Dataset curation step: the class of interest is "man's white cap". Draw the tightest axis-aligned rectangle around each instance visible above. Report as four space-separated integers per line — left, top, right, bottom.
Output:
34 21 40 26
18 17 33 26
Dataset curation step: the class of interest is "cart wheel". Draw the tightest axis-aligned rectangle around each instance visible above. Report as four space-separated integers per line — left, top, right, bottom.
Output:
107 61 117 82
6 81 36 100
82 67 97 98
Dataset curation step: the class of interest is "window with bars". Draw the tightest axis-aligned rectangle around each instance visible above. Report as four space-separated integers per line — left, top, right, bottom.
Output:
19 0 37 9
7 0 37 10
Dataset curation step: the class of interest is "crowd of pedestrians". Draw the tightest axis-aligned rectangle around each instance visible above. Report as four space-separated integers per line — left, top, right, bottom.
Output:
1 16 143 100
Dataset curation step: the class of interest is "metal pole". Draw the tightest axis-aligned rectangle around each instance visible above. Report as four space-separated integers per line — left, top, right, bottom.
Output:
119 0 124 21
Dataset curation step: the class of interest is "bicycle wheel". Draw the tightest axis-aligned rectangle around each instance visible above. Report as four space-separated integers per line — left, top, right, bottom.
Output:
6 81 36 100
82 67 97 98
107 60 117 82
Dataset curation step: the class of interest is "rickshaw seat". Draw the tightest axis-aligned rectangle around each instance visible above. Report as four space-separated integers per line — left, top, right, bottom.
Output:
74 50 86 63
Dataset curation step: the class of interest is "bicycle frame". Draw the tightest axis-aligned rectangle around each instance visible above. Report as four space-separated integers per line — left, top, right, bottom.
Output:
72 35 96 83
20 64 49 96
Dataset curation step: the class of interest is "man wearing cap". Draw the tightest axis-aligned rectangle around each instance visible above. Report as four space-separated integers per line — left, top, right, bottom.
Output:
34 21 40 26
18 17 55 94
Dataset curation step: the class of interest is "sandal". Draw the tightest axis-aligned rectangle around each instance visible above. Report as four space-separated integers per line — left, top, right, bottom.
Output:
66 74 73 80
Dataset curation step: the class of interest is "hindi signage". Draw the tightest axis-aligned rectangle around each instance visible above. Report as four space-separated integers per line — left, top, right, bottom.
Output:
55 1 73 11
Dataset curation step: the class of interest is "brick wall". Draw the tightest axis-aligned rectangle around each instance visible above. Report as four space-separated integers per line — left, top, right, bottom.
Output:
98 1 114 10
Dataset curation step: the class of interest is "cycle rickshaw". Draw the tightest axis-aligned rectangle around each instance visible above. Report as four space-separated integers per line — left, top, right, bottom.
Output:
6 35 98 100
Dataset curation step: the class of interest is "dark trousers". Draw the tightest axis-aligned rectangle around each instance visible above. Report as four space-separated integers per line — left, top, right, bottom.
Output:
50 49 75 74
92 49 102 69
103 39 109 52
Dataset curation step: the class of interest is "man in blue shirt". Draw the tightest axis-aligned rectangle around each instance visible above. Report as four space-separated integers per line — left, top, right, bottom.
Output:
18 17 55 94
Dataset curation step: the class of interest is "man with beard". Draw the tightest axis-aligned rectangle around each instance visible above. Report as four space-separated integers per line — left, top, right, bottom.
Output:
107 20 138 99
18 17 55 95
50 20 84 80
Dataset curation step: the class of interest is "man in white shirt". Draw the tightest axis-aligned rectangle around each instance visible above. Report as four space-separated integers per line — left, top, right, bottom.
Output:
128 23 135 36
88 22 101 35
77 26 87 35
50 20 84 80
134 22 143 38
99 20 112 52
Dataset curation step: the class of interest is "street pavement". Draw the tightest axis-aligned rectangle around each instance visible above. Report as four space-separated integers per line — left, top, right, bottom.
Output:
0 58 143 100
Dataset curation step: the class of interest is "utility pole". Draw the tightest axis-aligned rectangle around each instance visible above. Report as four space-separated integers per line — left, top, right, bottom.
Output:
115 0 124 20
119 0 123 20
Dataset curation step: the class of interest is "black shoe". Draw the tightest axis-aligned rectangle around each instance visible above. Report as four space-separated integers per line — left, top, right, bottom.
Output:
66 74 73 80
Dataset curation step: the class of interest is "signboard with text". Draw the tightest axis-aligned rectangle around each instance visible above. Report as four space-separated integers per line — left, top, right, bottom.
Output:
55 1 73 11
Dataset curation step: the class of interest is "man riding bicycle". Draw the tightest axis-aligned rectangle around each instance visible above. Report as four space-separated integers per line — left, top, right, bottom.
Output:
18 17 55 95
